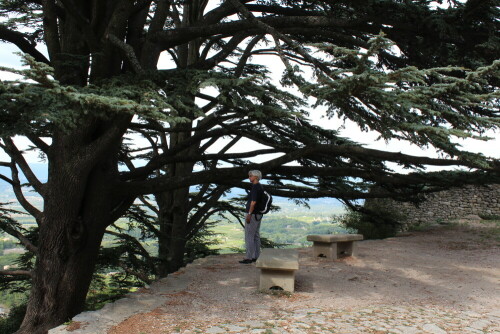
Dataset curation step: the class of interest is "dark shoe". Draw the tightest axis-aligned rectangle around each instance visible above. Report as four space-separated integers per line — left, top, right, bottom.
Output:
251 258 257 262
239 259 253 264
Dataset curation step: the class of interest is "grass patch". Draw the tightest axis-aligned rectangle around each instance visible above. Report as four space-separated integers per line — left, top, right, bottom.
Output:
209 222 244 253
407 221 436 232
260 288 293 298
476 220 500 244
478 214 500 221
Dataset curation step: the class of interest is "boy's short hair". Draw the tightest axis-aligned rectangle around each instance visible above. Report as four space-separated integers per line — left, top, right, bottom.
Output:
248 170 262 180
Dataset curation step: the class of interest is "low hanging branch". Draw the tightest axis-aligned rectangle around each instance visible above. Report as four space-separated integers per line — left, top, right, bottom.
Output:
0 269 33 278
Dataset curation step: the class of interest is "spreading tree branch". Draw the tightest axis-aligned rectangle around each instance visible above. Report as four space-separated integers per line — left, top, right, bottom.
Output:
0 25 50 63
115 142 497 197
1 228 38 254
5 161 43 222
25 134 50 156
2 138 45 195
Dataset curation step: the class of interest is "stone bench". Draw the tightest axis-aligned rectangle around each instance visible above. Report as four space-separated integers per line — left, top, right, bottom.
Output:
307 234 363 259
255 248 299 292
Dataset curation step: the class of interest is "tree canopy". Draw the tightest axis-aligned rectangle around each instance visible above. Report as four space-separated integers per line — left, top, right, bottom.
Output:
0 0 499 333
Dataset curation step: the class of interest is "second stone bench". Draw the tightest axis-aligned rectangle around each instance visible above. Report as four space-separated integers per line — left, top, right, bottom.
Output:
306 234 363 259
255 248 299 292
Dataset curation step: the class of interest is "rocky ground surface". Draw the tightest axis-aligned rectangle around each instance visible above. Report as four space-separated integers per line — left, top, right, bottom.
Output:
50 220 500 334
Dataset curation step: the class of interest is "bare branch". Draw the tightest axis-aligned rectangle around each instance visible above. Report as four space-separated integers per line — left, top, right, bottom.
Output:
235 35 264 77
118 261 153 284
228 0 331 75
192 34 247 70
0 174 14 185
152 15 361 50
123 147 277 181
202 0 252 25
0 25 50 63
187 186 228 232
138 195 160 215
0 220 38 254
2 138 45 195
0 270 33 277
105 229 152 259
225 207 245 229
7 160 43 222
107 34 145 74
186 207 220 240
109 197 137 224
188 183 211 211
25 134 50 155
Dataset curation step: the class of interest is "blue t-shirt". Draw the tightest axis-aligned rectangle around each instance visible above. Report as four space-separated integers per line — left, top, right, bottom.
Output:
246 183 263 213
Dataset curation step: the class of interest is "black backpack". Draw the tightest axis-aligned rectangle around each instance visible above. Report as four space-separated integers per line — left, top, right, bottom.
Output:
257 188 273 214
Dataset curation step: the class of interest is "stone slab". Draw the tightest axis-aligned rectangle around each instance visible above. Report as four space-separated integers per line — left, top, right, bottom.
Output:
306 234 363 243
307 234 363 259
256 248 299 292
259 268 296 292
256 248 299 270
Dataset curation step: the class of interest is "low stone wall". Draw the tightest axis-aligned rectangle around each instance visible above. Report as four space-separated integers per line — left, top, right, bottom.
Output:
366 184 500 226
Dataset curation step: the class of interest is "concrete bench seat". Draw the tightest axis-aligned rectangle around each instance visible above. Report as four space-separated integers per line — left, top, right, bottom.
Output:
255 248 299 292
307 234 363 260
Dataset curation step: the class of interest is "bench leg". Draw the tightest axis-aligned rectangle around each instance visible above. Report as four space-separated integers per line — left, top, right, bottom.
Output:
337 241 357 257
259 269 296 292
313 241 338 259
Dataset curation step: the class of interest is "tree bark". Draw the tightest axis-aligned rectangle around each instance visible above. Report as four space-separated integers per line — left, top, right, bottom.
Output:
156 188 191 276
16 120 128 333
156 130 197 276
18 219 105 334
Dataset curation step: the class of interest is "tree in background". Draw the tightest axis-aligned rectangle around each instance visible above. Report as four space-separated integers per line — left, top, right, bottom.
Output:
0 1 499 333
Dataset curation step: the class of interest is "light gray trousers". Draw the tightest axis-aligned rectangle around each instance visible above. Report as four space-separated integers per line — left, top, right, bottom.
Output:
245 214 262 260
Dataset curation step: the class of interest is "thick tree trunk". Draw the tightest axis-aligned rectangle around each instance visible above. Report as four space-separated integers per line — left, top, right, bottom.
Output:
156 184 192 276
156 124 197 276
16 127 127 334
154 2 206 277
17 220 106 334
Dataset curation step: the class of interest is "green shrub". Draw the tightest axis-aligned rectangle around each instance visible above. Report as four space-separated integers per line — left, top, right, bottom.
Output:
0 303 27 334
339 207 404 240
478 213 500 220
85 284 131 311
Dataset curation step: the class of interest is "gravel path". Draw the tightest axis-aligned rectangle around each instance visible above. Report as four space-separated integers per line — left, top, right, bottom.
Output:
50 222 500 334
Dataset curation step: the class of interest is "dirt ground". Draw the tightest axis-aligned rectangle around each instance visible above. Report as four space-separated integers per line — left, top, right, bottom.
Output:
108 221 500 333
